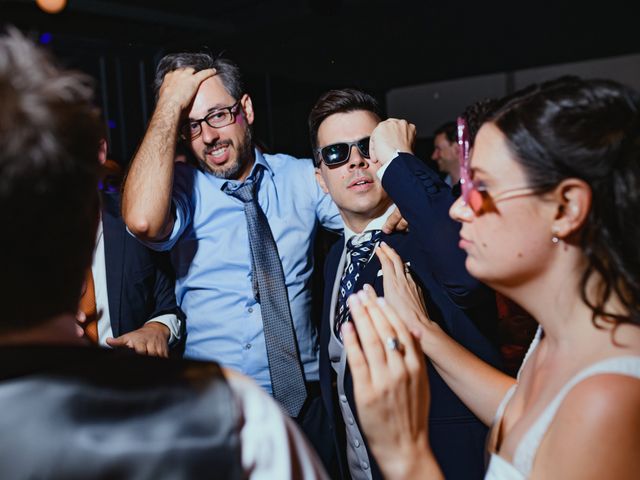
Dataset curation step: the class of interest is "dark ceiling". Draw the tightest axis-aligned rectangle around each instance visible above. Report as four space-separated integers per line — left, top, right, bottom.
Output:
3 0 639 161
4 0 640 92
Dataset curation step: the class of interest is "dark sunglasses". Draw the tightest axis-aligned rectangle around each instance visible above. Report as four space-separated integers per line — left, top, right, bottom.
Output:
316 137 370 166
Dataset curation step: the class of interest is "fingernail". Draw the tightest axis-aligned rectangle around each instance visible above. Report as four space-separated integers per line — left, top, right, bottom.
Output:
348 293 361 307
357 290 368 301
363 284 372 292
381 241 388 247
341 322 354 335
376 297 386 306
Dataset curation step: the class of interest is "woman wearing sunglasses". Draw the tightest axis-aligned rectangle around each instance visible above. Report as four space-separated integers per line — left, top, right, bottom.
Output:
342 76 640 479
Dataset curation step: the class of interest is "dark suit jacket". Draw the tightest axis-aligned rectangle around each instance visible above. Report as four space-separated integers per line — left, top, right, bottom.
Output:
319 153 502 480
101 191 183 341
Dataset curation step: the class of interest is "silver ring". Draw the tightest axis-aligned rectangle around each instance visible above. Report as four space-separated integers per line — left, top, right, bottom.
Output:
385 336 403 353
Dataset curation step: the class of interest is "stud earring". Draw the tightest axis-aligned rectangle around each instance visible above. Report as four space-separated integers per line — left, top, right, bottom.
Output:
551 226 560 244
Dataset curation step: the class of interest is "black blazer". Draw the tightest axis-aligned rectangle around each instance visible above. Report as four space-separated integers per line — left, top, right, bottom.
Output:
101 191 183 341
319 154 502 480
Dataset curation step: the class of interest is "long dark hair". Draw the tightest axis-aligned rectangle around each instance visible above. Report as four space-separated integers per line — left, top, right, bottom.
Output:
489 76 640 328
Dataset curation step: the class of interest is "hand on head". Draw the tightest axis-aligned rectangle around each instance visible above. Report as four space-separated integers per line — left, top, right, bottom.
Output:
157 67 217 112
369 118 416 165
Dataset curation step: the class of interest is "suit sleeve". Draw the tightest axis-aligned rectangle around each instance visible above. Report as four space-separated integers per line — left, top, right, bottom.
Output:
146 250 185 345
381 153 492 308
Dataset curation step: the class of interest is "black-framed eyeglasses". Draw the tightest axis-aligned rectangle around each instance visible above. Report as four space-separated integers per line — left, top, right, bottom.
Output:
180 101 241 140
315 137 371 166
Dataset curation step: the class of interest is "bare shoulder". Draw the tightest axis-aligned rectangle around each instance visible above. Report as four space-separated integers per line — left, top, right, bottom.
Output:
560 373 640 429
533 372 640 479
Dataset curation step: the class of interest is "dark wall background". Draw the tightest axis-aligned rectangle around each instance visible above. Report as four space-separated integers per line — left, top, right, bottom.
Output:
3 0 639 167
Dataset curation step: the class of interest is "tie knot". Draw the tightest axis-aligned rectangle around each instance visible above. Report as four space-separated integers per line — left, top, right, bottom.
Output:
223 180 255 203
346 229 381 260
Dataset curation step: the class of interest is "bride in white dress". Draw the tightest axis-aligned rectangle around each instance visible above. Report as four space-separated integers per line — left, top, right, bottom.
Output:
342 76 640 479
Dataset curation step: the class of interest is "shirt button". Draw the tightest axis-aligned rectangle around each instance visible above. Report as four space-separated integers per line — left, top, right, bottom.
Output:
244 343 252 350
354 439 360 448
248 307 253 313
361 461 369 470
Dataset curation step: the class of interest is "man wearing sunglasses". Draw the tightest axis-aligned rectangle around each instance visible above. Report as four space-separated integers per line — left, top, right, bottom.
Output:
309 89 501 480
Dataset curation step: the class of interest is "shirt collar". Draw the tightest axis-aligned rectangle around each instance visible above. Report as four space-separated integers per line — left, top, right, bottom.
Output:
343 204 396 247
204 147 273 190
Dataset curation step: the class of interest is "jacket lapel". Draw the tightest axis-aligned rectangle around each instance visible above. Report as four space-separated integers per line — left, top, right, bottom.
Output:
101 193 126 338
319 238 346 422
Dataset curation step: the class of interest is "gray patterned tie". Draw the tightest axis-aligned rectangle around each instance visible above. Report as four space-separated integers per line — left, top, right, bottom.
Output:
223 171 307 417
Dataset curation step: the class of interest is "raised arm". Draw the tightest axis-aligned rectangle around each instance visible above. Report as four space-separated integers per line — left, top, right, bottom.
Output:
370 119 490 308
122 68 215 241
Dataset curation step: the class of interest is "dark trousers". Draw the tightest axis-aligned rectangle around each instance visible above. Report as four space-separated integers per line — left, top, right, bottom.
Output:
294 382 339 478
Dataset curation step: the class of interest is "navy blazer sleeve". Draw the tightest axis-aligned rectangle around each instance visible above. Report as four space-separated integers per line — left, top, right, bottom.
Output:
148 250 183 321
381 153 492 308
101 191 183 344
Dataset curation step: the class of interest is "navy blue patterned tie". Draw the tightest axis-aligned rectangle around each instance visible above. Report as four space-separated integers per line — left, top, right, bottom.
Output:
224 171 307 417
335 230 382 340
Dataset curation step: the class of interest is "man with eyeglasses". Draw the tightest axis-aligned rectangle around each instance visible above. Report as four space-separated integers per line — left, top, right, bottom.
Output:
308 88 501 480
123 54 404 469
0 31 326 480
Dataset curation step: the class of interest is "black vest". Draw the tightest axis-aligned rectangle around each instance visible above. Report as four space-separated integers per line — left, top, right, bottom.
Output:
0 346 242 479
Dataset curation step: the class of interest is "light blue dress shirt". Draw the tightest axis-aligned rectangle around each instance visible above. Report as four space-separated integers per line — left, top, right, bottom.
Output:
140 149 341 393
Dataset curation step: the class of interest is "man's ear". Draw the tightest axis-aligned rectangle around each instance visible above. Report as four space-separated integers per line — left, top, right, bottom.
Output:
315 165 330 194
550 178 591 240
240 94 254 125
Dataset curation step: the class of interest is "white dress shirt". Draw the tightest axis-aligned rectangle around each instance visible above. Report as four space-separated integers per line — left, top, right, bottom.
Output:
226 371 329 479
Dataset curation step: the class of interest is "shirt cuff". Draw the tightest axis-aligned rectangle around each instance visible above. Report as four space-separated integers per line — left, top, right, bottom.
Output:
376 150 403 180
145 313 181 345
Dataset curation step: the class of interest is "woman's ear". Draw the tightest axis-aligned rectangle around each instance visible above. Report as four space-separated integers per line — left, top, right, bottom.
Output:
550 178 592 239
